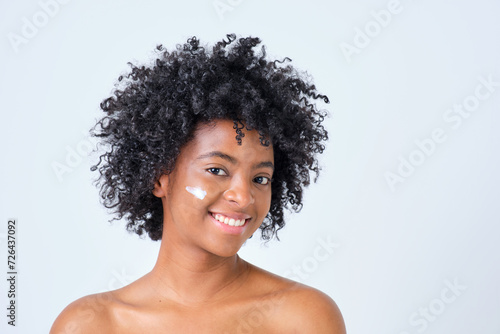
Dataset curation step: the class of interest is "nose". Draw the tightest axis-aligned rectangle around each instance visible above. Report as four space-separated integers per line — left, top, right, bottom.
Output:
223 176 255 208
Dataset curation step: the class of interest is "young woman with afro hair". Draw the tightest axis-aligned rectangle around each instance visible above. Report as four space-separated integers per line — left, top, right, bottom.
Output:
51 34 345 333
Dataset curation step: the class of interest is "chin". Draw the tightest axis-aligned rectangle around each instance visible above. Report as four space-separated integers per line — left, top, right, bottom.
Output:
207 240 246 258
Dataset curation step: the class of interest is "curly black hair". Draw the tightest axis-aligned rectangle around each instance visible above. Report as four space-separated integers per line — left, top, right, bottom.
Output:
91 34 329 241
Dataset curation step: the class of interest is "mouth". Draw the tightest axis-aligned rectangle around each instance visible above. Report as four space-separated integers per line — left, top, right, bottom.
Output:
210 212 250 227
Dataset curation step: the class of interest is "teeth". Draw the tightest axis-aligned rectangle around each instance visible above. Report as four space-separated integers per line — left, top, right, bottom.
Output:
213 213 246 227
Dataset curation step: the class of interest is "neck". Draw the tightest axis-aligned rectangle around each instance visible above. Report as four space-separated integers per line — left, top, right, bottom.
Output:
146 232 249 306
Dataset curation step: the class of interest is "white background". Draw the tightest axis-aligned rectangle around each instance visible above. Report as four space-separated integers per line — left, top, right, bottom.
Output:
1 0 499 333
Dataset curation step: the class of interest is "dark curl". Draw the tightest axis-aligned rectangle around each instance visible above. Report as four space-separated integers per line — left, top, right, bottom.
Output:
91 34 329 241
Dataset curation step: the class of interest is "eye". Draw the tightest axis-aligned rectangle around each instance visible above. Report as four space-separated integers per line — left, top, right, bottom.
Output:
253 176 271 185
207 168 227 176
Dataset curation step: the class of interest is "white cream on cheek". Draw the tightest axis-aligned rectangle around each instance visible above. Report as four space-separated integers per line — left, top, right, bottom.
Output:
185 186 207 200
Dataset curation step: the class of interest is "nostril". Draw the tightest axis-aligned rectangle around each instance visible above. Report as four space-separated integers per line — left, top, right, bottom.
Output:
223 187 254 207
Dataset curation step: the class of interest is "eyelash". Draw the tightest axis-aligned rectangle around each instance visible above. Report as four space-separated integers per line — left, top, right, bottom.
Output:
207 168 227 176
206 168 272 185
253 176 271 185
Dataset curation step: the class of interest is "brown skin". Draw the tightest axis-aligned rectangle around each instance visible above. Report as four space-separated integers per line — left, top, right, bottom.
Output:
50 120 346 333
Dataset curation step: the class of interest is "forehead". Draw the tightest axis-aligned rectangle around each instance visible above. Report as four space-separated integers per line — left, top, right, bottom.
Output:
181 119 273 160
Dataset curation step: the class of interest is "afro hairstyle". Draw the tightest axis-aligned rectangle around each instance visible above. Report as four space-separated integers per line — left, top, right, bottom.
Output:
91 34 329 241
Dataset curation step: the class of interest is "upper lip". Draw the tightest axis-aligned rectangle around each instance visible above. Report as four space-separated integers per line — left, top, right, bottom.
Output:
209 211 252 220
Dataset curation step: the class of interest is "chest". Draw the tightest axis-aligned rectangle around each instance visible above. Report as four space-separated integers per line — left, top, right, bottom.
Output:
111 298 282 333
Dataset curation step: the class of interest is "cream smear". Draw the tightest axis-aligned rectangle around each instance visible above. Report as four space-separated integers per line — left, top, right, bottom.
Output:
185 186 207 200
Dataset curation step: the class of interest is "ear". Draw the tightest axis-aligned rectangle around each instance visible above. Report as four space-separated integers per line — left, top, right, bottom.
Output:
152 174 169 198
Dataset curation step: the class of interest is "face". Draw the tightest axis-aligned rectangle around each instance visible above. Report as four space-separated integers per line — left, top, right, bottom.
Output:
153 119 274 258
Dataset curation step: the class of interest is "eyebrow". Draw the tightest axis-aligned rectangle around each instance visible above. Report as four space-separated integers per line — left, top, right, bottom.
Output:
196 151 274 171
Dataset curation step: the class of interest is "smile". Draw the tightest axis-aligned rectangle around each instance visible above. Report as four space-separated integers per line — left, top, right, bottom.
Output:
210 213 248 227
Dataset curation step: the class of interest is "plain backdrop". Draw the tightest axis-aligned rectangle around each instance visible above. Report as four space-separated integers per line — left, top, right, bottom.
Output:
1 0 499 333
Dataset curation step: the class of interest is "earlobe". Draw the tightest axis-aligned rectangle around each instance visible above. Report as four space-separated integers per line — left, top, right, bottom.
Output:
152 174 169 198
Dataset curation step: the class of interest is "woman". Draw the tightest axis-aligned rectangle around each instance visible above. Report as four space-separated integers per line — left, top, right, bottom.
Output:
51 34 345 333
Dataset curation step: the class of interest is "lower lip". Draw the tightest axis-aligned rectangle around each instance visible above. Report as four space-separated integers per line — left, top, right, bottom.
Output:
209 213 249 235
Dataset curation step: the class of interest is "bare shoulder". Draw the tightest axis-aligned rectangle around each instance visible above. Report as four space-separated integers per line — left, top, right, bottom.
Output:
278 283 346 333
50 292 116 334
247 263 346 333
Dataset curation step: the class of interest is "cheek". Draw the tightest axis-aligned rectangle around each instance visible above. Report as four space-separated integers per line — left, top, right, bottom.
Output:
185 186 207 200
260 191 273 216
181 175 223 207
